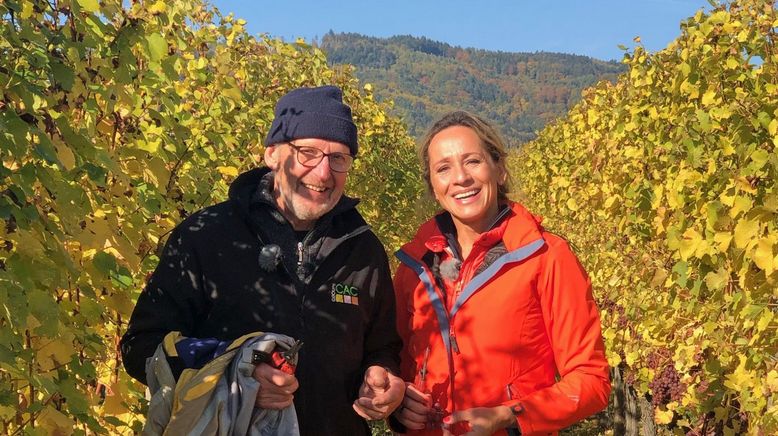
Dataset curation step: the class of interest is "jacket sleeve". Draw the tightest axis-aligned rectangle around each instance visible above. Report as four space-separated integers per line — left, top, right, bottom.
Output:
508 237 611 434
387 263 416 434
120 226 207 385
360 239 402 375
392 263 417 382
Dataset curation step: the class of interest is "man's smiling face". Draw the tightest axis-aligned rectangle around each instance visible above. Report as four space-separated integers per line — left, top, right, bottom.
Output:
264 138 350 230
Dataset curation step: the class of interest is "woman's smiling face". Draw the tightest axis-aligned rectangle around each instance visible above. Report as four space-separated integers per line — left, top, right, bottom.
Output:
427 125 507 233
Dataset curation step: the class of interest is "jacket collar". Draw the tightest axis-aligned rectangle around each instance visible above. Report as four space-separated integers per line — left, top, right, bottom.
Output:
427 203 512 260
228 167 367 282
402 201 545 260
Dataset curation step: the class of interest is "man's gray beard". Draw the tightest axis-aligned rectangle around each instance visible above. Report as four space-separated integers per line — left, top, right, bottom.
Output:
286 194 338 223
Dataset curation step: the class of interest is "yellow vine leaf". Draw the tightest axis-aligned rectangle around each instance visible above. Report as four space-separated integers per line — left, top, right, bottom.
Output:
26 314 41 330
655 408 674 424
701 90 717 106
217 166 239 177
136 139 161 153
38 406 75 435
650 267 668 288
76 0 99 13
713 232 733 252
768 118 778 136
566 197 579 211
679 228 702 260
752 238 776 274
103 291 135 314
19 1 34 19
14 231 46 258
733 218 759 249
223 84 243 103
725 57 740 69
148 158 172 189
148 1 167 14
55 143 76 171
81 248 97 260
729 195 753 218
36 332 76 372
704 267 729 291
766 370 778 393
724 356 753 392
102 383 131 416
625 350 640 366
735 176 757 194
755 310 774 333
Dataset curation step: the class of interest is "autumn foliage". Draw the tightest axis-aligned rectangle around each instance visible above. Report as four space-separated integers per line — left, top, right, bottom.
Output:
0 0 424 433
512 0 777 433
3 0 778 434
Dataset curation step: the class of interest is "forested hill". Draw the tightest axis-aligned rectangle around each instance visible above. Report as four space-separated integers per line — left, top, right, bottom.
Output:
319 32 626 144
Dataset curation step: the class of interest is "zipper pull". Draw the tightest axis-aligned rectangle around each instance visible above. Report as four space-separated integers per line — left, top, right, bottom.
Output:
296 241 307 280
449 327 460 354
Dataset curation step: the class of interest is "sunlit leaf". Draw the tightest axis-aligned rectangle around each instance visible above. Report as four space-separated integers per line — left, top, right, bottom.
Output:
76 0 99 13
146 33 168 62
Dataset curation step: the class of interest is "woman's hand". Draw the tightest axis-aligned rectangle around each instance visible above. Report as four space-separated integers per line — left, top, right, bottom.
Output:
393 382 433 430
442 406 515 436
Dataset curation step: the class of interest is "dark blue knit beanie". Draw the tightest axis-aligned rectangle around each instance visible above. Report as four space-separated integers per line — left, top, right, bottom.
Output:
264 85 359 156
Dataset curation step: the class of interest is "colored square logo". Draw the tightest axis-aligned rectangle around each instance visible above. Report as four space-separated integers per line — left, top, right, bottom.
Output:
331 283 360 305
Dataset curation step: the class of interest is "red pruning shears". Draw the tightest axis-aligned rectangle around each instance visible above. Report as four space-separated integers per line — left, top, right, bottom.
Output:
418 346 471 435
418 346 429 392
252 340 303 375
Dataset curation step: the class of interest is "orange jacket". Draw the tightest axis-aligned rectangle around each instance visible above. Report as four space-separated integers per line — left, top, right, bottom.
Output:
393 202 610 435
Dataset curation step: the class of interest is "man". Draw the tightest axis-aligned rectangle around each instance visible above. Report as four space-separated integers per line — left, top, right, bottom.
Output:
121 85 404 435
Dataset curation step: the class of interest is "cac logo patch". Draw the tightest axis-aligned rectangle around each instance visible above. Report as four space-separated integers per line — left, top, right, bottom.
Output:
331 283 360 305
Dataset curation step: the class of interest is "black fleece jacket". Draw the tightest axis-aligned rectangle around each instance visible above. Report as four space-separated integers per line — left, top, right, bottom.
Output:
120 167 401 436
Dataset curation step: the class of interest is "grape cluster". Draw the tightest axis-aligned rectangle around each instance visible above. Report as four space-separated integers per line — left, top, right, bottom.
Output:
696 377 709 394
616 307 628 329
598 297 628 328
649 364 685 407
646 348 670 369
598 296 615 311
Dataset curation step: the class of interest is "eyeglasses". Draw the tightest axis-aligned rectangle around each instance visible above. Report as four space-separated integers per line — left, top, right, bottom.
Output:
288 142 355 173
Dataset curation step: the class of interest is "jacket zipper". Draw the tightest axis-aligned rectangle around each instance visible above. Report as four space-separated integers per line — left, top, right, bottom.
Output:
449 326 459 354
446 326 457 415
297 224 370 283
297 223 371 308
297 241 304 275
448 286 460 357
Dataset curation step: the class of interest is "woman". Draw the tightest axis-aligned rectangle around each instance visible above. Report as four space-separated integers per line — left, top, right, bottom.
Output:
391 111 610 435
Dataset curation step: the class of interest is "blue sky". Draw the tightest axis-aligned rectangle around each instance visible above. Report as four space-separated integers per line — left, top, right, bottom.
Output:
207 0 711 61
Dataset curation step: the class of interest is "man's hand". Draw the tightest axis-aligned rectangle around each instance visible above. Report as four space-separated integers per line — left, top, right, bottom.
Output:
393 382 432 430
442 406 515 436
352 365 405 420
253 362 299 409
